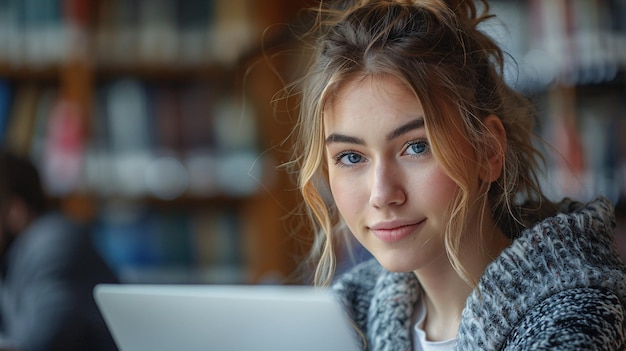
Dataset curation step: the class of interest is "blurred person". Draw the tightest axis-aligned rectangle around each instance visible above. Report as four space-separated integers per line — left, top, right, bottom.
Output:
0 150 118 351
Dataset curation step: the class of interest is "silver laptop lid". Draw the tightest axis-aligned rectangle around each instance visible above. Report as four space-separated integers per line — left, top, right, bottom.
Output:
94 284 359 351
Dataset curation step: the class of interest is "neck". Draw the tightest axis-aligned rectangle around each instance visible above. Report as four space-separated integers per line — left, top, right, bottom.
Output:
414 225 510 341
413 254 470 341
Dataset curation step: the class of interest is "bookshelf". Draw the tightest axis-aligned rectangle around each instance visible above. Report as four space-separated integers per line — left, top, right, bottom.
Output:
486 0 626 256
0 0 310 284
1 0 624 282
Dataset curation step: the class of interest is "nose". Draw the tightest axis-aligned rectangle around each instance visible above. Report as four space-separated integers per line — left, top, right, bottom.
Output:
369 161 406 208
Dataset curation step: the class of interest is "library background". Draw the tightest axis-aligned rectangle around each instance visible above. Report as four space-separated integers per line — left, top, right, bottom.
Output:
0 0 624 285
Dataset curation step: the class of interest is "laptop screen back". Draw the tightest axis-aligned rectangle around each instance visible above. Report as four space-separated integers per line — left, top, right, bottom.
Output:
94 284 359 351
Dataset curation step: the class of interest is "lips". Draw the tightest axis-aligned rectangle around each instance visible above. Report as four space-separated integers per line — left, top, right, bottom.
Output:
369 219 424 243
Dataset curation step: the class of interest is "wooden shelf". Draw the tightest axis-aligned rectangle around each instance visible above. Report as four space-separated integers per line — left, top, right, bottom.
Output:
0 63 61 82
94 63 232 83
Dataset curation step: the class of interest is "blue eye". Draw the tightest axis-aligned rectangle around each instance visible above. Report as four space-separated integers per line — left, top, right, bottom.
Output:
336 152 364 166
406 140 429 156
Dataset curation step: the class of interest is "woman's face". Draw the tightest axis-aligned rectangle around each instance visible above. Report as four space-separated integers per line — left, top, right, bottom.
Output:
323 75 461 273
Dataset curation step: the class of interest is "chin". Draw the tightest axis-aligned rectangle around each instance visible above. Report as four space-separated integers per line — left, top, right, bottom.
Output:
376 257 417 273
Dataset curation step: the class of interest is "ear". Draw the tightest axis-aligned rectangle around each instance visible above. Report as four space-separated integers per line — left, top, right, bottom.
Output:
480 115 507 183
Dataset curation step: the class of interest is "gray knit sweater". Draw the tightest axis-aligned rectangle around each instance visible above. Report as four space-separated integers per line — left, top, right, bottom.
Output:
332 197 626 350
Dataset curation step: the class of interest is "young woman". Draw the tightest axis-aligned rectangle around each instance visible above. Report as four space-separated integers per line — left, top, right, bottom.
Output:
285 0 626 349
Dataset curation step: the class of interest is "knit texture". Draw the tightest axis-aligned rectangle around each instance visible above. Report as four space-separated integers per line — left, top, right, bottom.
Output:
332 197 626 350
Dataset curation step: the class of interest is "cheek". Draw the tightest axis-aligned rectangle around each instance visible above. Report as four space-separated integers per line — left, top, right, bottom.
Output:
412 165 459 210
328 171 366 222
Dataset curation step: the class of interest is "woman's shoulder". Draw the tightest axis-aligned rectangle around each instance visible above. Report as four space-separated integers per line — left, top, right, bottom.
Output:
551 196 615 237
502 286 626 349
458 196 626 349
523 196 622 276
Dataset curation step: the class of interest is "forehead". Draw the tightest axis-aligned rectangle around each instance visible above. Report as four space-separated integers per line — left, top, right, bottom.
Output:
322 74 424 132
325 74 416 109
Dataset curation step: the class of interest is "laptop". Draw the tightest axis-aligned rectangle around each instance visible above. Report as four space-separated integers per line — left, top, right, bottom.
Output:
94 284 359 351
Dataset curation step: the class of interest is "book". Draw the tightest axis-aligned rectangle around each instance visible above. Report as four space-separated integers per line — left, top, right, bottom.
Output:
191 208 241 267
29 86 58 167
0 79 13 145
109 0 140 66
104 79 152 197
212 0 253 64
176 0 212 66
3 83 40 156
137 0 177 65
41 98 86 196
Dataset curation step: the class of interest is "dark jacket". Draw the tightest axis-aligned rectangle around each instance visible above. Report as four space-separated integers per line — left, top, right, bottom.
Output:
0 213 119 351
333 197 626 350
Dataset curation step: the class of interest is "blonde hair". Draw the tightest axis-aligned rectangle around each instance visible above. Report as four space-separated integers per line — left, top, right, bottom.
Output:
284 0 553 287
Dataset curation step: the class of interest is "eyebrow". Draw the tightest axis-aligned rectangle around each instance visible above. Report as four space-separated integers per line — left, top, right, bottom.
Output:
325 134 365 145
325 117 425 145
385 117 424 142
